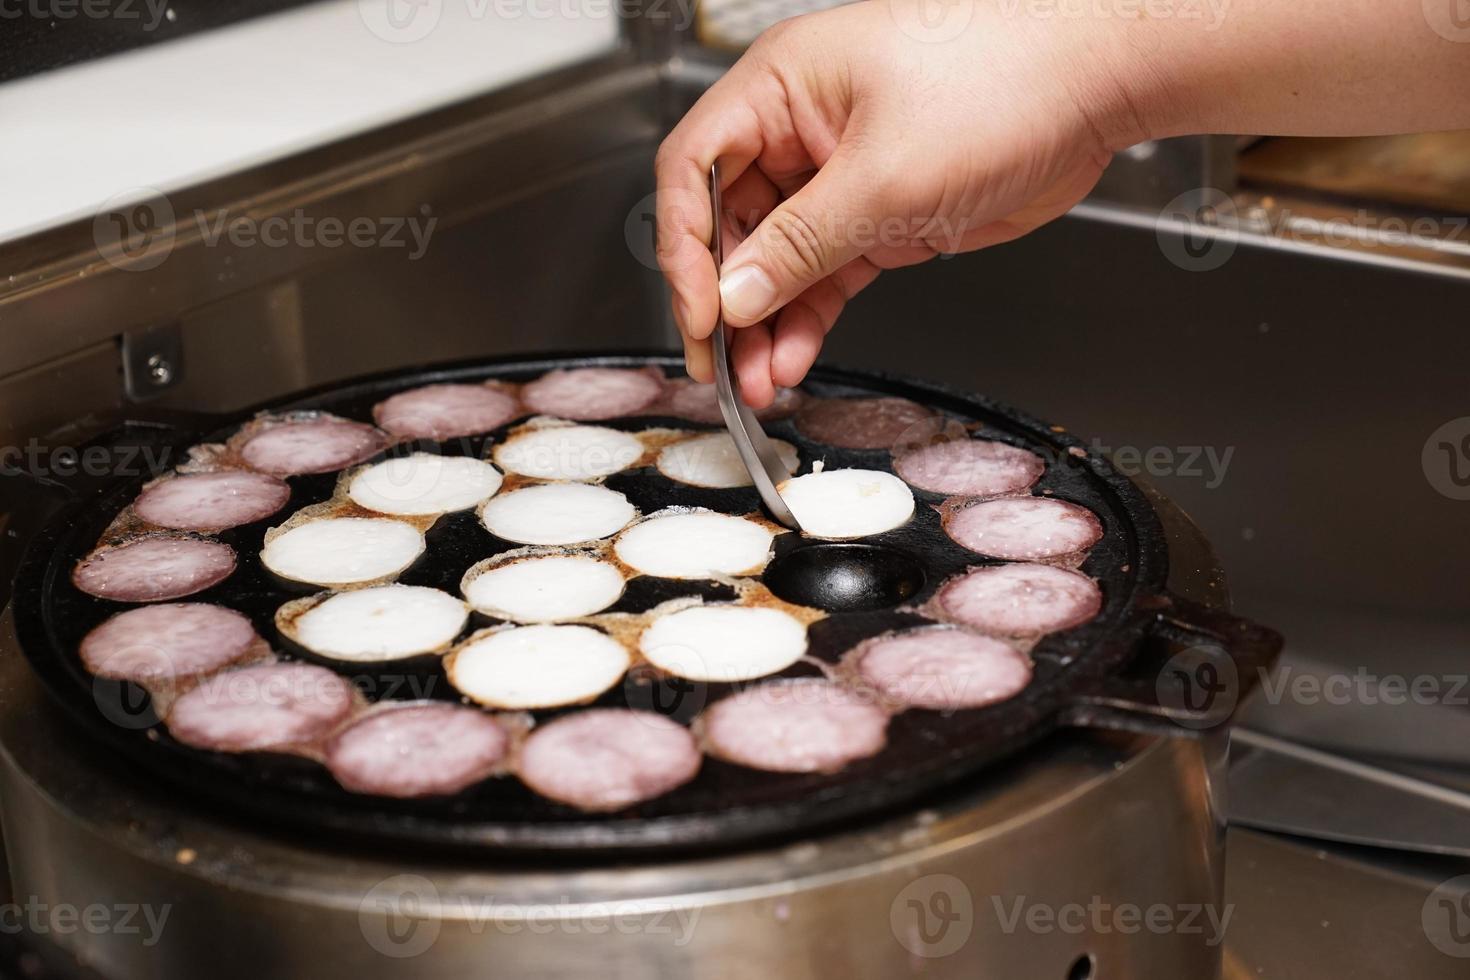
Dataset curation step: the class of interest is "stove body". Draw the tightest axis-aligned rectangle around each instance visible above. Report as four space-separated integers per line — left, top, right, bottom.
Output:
0 346 1245 977
0 620 1227 979
0 10 1467 980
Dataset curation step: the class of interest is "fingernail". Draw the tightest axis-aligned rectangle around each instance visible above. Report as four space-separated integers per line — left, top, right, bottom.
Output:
719 265 777 321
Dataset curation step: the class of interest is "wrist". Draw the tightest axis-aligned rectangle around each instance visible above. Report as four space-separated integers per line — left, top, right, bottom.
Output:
1027 6 1215 149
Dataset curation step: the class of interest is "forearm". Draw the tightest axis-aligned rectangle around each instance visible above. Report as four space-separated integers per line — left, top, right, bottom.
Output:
657 0 1469 391
1074 0 1470 145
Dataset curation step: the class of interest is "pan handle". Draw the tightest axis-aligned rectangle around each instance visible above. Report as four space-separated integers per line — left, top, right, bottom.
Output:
1059 594 1283 737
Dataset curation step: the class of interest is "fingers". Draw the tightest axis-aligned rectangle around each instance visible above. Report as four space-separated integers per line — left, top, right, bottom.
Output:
731 321 776 409
722 165 781 242
717 140 894 328
654 160 719 359
769 302 824 390
654 64 778 347
667 155 777 385
683 334 714 384
770 258 882 387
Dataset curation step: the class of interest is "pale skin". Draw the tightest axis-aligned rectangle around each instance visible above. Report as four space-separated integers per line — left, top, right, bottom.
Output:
655 0 1470 405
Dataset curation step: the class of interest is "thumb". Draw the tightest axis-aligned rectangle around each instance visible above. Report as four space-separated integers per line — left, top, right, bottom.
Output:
718 146 891 327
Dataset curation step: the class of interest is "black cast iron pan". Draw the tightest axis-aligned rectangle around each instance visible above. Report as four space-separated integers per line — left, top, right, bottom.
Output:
10 352 1281 856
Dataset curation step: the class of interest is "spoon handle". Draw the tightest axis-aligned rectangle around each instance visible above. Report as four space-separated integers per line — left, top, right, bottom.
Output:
708 162 802 530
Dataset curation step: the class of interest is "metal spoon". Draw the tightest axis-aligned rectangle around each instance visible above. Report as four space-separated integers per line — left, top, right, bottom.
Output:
708 162 802 530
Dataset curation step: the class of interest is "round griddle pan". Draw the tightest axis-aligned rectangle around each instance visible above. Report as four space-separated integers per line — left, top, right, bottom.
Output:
10 353 1281 856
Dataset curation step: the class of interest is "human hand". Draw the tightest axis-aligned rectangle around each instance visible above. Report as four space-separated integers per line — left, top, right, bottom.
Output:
654 0 1146 405
656 0 1470 405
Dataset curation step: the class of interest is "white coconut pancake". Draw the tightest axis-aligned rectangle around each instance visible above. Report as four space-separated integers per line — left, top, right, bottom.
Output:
480 483 635 545
614 510 774 578
261 517 425 587
640 605 806 681
448 625 631 709
492 424 644 481
284 585 468 662
656 433 800 489
348 454 502 516
462 553 625 622
781 468 914 539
